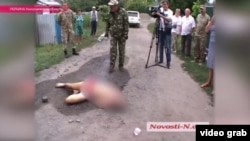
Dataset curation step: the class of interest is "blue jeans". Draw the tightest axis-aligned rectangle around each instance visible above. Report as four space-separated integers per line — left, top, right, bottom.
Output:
159 30 171 63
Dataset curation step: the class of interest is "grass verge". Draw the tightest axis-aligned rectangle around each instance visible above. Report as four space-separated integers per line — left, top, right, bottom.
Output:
147 23 213 95
147 22 155 33
35 19 106 74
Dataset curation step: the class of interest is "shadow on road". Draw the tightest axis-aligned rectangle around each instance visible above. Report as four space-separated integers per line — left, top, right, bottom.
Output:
35 54 131 116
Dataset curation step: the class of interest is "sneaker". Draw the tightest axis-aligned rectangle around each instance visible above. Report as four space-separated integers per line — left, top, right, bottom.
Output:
166 62 170 69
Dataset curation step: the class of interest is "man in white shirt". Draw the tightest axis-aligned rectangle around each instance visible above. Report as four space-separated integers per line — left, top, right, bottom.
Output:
171 8 182 53
180 8 196 57
156 0 173 68
90 6 98 36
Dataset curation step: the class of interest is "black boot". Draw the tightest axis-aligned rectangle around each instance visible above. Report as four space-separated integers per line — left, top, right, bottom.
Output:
64 50 68 58
72 48 79 55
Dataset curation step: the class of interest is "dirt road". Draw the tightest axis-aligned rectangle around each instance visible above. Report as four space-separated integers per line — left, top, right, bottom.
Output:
35 14 213 141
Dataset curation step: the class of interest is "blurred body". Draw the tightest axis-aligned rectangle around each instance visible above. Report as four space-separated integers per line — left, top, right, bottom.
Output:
201 16 215 88
55 78 125 109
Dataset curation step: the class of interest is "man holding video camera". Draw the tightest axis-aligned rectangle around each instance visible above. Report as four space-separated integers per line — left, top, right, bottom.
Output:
156 0 173 68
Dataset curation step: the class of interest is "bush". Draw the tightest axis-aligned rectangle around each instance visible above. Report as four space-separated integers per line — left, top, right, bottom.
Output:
83 14 91 28
99 5 109 22
126 1 149 13
192 0 201 18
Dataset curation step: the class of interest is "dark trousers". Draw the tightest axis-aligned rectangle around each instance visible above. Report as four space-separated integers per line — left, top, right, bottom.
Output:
181 34 192 56
159 30 171 63
91 21 97 36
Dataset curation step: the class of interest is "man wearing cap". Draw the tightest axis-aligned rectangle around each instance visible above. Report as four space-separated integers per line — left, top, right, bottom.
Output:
105 0 129 73
194 5 210 63
58 2 79 57
90 6 98 36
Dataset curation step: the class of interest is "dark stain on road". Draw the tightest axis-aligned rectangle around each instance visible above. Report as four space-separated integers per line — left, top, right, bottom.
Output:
35 54 131 116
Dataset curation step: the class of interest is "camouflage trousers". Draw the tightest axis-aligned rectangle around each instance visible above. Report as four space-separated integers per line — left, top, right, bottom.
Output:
110 38 126 69
62 27 76 50
194 35 208 62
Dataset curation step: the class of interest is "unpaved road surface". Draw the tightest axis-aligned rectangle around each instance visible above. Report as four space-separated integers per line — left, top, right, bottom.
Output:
35 14 213 141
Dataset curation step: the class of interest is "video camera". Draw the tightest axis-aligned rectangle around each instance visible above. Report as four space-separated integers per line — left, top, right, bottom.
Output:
149 5 162 18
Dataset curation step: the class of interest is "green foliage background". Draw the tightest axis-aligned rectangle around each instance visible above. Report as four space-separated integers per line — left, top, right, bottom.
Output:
64 0 207 15
192 0 202 18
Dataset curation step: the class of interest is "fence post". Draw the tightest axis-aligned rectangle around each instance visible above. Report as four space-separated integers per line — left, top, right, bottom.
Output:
35 14 40 46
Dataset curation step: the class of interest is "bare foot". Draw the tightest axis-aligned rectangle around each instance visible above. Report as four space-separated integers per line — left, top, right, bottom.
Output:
55 83 66 88
200 82 211 88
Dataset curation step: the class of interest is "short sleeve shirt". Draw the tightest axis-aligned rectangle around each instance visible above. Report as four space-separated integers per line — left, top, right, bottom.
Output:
195 14 210 37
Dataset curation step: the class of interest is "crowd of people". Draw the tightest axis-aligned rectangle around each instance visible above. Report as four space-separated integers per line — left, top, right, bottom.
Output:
57 3 99 58
154 0 215 88
55 0 215 109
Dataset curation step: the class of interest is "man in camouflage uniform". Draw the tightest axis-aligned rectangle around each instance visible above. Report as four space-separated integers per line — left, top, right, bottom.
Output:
105 0 129 73
194 5 210 63
58 2 79 58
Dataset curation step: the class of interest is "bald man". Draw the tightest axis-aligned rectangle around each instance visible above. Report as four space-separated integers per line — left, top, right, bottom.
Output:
180 8 196 57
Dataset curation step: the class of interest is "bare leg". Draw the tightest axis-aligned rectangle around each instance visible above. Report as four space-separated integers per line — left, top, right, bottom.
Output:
65 92 87 104
201 69 214 88
55 82 84 91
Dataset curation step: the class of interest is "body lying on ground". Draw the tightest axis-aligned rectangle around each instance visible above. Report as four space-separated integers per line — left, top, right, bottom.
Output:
55 77 126 109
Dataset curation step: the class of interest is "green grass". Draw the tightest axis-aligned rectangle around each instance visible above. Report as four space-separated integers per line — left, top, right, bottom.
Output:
147 23 155 33
147 23 213 95
35 19 106 73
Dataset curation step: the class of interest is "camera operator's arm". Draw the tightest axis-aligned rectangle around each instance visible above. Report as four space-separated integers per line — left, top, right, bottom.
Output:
156 11 172 22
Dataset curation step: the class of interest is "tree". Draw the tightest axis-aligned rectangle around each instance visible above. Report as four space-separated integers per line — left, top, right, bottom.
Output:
99 5 109 22
65 0 97 11
169 0 206 15
191 0 201 18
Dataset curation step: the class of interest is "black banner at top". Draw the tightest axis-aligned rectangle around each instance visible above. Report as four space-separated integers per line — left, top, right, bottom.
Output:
196 125 250 141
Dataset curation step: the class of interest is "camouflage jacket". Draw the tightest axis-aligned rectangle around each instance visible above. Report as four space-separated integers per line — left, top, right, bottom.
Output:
57 9 75 29
106 7 129 39
195 13 210 37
